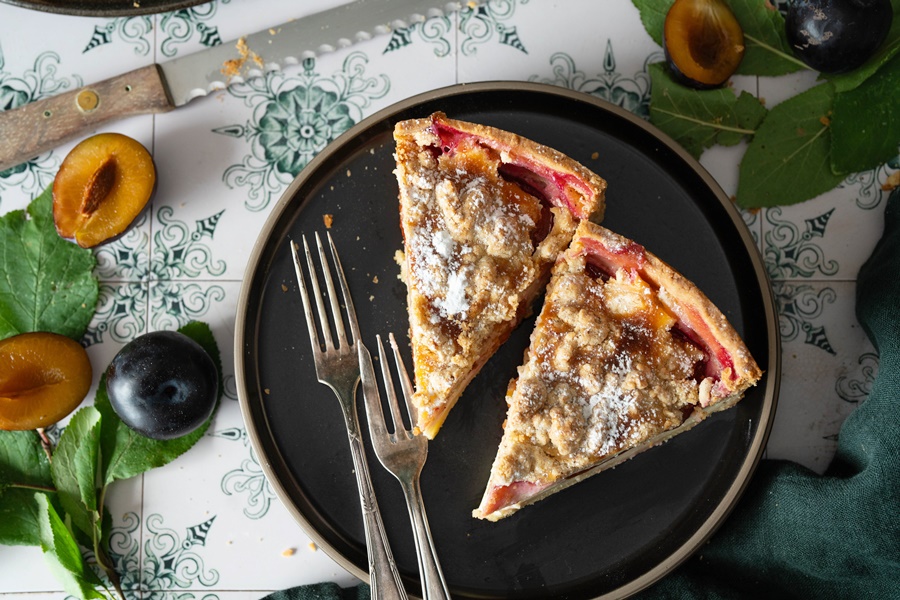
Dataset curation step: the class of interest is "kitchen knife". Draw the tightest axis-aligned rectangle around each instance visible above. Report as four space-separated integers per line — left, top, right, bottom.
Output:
0 0 474 172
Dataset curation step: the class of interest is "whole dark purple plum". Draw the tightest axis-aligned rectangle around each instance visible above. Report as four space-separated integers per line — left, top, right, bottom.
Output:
786 0 893 73
106 331 218 440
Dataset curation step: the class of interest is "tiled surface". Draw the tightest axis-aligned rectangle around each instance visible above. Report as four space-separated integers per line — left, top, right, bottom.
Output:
0 0 893 596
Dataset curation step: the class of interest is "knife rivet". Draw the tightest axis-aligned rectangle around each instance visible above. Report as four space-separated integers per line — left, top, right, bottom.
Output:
76 89 100 114
43 110 52 118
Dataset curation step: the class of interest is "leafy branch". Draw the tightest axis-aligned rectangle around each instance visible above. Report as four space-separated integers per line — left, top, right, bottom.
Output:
1 188 222 600
632 0 900 208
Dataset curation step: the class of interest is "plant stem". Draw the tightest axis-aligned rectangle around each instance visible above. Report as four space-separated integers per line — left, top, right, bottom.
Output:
744 34 810 71
651 107 759 135
10 482 57 493
92 485 125 600
36 427 53 462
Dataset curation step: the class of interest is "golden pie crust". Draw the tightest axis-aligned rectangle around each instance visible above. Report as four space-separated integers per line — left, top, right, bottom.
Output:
393 113 607 439
473 221 763 521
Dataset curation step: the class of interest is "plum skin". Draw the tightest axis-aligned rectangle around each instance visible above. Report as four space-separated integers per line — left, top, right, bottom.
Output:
786 0 893 74
106 331 218 440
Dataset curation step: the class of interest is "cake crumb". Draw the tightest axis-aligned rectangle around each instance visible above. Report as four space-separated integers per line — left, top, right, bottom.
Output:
282 547 296 557
882 170 900 191
346 169 352 177
264 388 270 395
369 295 375 302
281 283 288 292
591 151 599 160
308 542 318 552
323 214 334 228
373 275 379 284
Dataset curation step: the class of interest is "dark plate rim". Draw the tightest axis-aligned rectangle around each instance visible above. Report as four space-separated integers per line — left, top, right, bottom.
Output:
0 0 209 17
234 81 781 599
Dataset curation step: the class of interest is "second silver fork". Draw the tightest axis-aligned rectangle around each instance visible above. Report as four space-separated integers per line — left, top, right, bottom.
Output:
291 233 407 600
360 333 451 600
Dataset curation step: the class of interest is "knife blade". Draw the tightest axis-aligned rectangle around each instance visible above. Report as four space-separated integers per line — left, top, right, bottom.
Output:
0 0 474 172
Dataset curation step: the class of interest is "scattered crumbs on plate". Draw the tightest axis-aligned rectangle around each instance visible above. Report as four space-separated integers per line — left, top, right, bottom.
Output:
369 148 375 154
591 151 599 160
323 214 334 229
308 542 318 552
356 236 360 241
281 283 288 292
330 185 334 191
269 28 277 35
282 547 296 557
346 169 352 177
373 275 379 284
264 388 270 395
369 295 374 302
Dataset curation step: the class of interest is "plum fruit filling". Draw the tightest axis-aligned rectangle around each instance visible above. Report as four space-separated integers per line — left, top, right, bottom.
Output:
480 480 550 516
429 116 595 220
579 235 736 386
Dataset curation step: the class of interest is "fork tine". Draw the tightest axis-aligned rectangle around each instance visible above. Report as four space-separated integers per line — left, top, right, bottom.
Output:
291 240 323 355
302 235 334 351
359 343 389 439
376 334 409 438
388 332 418 427
325 231 360 346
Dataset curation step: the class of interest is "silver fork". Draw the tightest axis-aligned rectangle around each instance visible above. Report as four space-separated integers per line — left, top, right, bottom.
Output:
360 333 451 600
291 233 407 600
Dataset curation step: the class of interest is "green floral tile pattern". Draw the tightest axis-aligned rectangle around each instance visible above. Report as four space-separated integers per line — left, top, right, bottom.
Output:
0 0 889 593
213 428 276 520
216 53 389 212
835 352 879 404
774 282 837 355
530 47 658 119
83 18 153 56
765 207 840 279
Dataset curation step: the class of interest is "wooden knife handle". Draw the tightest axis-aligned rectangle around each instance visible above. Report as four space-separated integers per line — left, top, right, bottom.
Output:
0 64 174 172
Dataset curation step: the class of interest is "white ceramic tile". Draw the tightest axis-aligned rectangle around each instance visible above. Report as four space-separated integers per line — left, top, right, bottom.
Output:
0 0 887 596
766 281 876 472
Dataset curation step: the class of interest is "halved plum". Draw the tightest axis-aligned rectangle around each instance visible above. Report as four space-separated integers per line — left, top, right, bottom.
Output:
0 332 93 430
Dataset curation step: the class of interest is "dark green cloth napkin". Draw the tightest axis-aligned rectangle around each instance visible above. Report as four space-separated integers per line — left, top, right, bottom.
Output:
264 192 900 600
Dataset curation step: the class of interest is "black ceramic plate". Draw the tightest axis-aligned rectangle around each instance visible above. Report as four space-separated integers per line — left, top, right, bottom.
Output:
0 0 208 17
236 82 780 600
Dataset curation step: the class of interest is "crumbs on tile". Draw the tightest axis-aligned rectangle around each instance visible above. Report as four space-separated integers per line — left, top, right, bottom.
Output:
282 547 296 557
323 214 334 229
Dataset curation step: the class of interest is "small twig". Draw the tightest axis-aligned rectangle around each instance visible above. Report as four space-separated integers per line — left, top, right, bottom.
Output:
36 428 53 462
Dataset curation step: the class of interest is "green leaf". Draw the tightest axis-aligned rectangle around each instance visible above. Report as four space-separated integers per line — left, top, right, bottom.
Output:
828 12 900 92
0 429 51 488
631 0 670 46
0 488 46 546
631 0 808 76
50 406 102 540
736 82 845 208
830 54 900 174
35 493 104 599
649 62 767 158
0 186 98 341
97 321 222 485
729 0 808 76
0 430 53 546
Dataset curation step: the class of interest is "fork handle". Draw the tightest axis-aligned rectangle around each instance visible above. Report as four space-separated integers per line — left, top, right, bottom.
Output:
344 416 408 600
401 478 451 600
